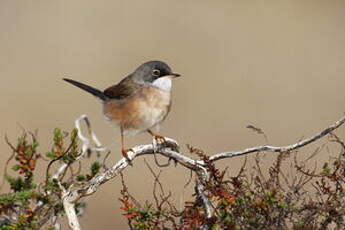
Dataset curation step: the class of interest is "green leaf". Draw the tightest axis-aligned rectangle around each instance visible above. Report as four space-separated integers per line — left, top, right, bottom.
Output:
0 190 34 205
90 161 101 177
70 128 78 142
11 164 20 171
53 128 62 142
76 175 86 181
45 152 57 159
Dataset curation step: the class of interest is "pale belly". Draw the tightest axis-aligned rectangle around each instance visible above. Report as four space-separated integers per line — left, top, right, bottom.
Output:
102 86 171 136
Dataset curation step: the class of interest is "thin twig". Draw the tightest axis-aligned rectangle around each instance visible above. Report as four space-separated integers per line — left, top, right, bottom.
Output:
210 115 345 161
60 114 345 229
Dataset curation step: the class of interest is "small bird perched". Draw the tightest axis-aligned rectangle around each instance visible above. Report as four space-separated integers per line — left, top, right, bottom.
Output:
63 60 180 162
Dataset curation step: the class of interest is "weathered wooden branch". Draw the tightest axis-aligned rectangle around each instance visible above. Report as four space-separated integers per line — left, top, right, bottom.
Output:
58 114 345 230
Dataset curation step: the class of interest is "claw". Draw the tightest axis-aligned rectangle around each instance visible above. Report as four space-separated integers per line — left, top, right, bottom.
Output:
147 130 179 152
153 136 180 152
122 148 133 166
154 135 166 145
169 140 180 152
152 135 168 152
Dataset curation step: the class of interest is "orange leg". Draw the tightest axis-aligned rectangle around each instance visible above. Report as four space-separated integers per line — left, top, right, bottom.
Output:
147 129 180 152
147 129 166 144
120 126 132 164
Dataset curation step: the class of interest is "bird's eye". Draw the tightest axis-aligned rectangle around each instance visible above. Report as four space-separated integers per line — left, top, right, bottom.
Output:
152 69 160 77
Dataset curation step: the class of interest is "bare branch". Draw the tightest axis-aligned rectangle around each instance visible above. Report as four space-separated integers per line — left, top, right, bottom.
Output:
195 183 214 219
60 114 345 229
210 114 345 161
59 182 81 230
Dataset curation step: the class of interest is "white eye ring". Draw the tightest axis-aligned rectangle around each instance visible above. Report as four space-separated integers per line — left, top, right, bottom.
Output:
152 69 160 77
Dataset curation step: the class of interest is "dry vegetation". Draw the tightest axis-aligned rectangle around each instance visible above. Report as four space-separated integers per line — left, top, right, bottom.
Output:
119 140 345 230
0 117 344 230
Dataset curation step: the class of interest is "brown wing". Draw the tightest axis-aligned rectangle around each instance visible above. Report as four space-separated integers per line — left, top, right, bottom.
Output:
103 76 140 99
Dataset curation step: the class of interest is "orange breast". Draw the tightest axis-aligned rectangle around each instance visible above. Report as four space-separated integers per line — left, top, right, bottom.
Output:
102 86 171 135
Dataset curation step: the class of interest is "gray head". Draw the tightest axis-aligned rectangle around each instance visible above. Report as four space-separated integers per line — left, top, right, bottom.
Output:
131 60 180 84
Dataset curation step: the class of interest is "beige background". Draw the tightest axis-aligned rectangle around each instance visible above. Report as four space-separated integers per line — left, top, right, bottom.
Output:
1 0 345 229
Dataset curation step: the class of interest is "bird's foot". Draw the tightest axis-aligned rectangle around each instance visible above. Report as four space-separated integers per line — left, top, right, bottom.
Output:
155 135 166 145
168 139 180 152
152 135 166 153
152 135 179 153
122 148 133 166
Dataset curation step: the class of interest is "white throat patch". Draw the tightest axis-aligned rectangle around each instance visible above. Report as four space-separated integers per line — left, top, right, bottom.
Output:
152 77 172 91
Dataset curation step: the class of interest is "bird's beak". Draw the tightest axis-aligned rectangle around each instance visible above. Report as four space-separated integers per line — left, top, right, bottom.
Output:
167 73 181 78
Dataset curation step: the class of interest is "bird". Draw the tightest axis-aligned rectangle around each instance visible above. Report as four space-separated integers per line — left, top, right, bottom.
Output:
63 60 181 162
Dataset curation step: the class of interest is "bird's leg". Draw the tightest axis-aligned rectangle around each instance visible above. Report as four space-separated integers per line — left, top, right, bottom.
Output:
120 126 133 165
147 129 179 152
148 130 163 153
147 129 166 145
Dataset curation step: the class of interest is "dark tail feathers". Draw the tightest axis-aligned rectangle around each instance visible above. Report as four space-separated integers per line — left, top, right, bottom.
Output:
63 78 108 101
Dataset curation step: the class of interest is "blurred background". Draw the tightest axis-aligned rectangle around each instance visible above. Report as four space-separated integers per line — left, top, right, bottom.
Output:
1 0 345 229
